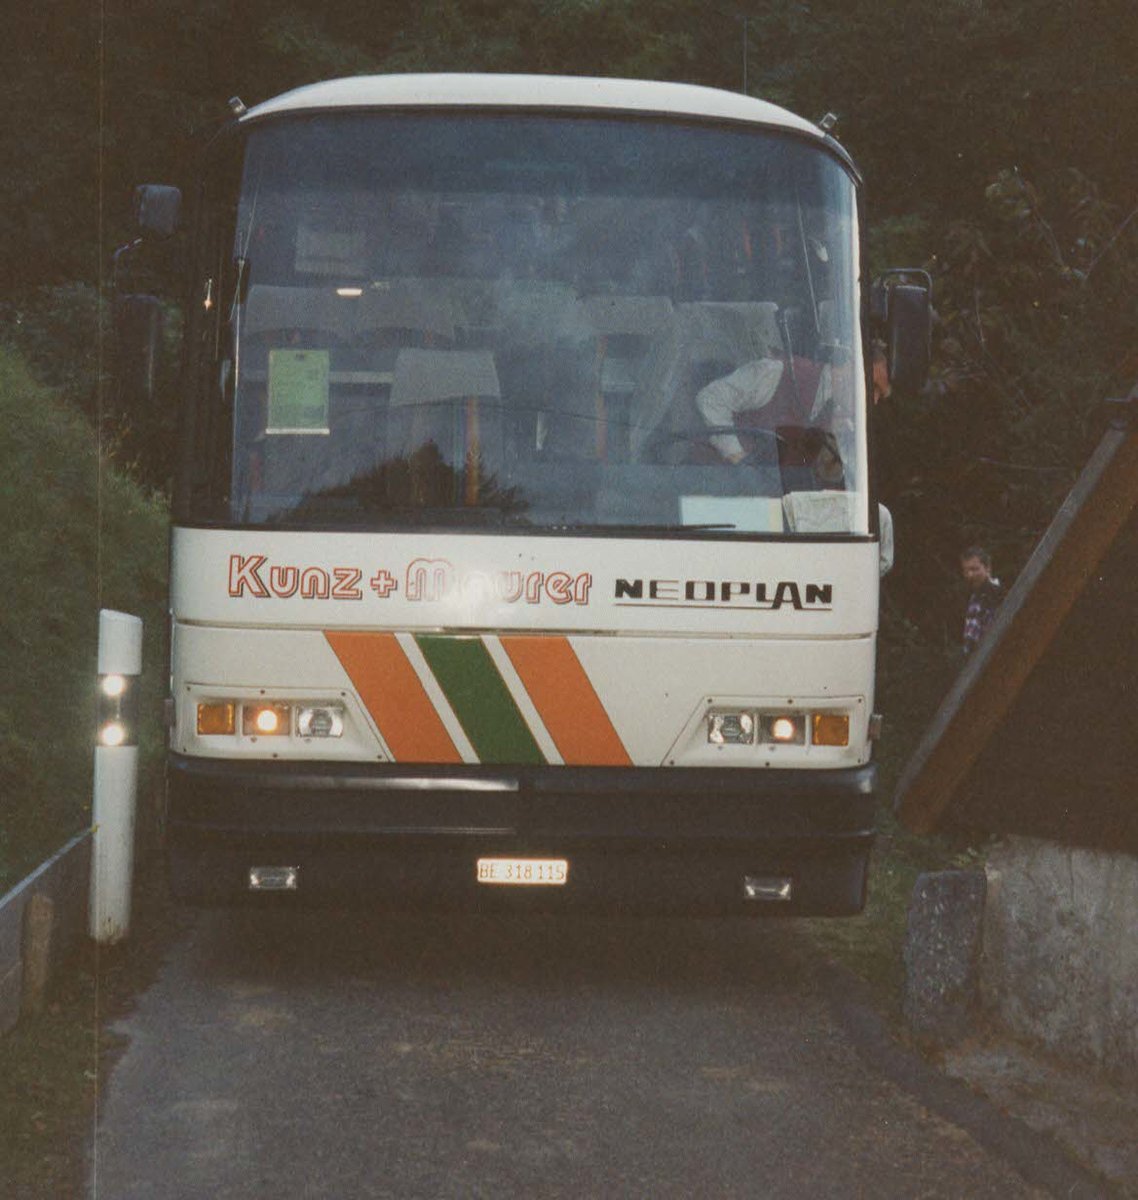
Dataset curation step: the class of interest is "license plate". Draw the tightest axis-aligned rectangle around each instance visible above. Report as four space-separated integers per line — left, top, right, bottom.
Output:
476 857 569 886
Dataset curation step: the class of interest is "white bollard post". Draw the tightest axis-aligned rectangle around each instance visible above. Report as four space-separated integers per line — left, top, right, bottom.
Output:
89 610 143 944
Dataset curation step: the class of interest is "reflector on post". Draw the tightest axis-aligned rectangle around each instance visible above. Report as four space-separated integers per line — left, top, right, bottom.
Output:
91 610 143 945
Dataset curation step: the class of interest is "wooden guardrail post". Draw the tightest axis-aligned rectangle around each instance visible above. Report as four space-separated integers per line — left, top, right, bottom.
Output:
21 893 54 1017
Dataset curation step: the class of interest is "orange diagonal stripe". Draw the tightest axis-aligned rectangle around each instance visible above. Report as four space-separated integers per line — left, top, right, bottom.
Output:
324 631 461 763
501 636 630 766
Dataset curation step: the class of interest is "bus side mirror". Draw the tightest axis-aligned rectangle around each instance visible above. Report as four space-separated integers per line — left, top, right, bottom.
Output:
114 294 163 410
134 184 182 239
872 269 931 397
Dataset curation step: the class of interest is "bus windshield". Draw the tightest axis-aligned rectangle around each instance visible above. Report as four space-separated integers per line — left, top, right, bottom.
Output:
190 112 866 535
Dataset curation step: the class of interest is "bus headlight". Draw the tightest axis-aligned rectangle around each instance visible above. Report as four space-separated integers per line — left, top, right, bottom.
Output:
242 703 291 737
760 714 805 744
708 712 756 745
296 705 344 738
705 705 852 752
196 700 346 739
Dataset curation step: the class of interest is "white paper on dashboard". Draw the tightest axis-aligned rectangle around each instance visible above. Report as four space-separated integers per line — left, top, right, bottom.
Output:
680 495 785 533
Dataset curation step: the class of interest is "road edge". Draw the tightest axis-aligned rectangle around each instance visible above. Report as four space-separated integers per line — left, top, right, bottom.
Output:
818 958 1114 1200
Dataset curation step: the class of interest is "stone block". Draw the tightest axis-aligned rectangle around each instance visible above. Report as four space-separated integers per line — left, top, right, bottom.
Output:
903 869 986 1043
982 837 1138 1076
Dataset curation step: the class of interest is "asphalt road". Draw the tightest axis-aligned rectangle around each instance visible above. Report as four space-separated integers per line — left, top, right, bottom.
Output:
88 908 1056 1199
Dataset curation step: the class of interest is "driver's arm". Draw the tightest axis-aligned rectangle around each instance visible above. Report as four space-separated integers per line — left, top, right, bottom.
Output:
695 358 784 463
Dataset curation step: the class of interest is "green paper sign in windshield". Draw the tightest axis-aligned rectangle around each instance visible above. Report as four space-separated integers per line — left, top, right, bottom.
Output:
267 349 330 434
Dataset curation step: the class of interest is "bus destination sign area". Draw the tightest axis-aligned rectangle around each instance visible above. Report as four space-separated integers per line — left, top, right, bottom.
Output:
226 554 834 613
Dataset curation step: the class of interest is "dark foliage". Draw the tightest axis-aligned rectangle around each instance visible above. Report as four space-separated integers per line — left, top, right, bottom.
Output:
1 0 1136 621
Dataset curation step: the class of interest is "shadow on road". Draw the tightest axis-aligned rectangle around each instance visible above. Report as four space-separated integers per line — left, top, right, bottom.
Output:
196 905 817 1000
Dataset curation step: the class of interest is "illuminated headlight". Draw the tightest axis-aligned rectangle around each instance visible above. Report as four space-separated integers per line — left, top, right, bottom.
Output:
297 705 344 739
242 703 291 737
760 714 805 744
198 700 346 739
708 712 756 745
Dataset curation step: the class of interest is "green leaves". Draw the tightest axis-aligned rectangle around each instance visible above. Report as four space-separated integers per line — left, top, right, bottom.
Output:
878 158 1138 639
0 349 168 889
0 0 1133 650
260 8 379 82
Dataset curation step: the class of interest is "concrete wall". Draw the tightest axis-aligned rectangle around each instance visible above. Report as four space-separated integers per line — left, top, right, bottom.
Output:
0 832 92 1035
982 836 1138 1077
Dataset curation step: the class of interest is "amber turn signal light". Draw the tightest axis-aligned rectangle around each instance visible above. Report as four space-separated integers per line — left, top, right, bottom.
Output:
197 702 236 736
812 713 850 747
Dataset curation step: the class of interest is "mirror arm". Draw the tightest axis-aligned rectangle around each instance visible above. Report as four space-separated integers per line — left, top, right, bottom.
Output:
870 268 932 327
112 238 144 295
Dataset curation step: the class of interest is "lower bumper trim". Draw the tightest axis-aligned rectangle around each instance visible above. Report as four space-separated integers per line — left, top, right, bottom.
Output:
165 756 876 915
168 837 871 916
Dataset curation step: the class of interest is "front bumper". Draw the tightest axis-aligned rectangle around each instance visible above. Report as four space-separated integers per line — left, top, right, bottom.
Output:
166 755 876 914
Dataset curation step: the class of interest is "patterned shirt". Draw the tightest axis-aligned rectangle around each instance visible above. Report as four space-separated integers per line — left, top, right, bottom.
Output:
962 579 1002 656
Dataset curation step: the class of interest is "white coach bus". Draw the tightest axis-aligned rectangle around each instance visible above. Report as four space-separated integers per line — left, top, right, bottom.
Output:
120 74 929 911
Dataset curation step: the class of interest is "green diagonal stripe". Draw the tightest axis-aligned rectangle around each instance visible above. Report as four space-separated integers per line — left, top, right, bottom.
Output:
414 635 545 765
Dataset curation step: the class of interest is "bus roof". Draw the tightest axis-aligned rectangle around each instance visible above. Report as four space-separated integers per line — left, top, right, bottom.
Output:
242 74 826 141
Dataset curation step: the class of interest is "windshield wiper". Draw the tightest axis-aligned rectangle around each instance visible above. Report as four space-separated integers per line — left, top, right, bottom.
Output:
267 501 530 528
548 522 737 534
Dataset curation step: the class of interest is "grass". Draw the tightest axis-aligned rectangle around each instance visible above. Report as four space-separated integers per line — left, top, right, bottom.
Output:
0 856 180 1200
0 347 169 893
802 603 987 1011
803 815 986 1015
0 345 171 1195
0 968 103 1199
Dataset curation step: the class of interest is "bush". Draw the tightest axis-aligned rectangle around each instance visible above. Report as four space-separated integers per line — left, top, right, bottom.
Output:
0 285 180 493
0 348 168 891
877 167 1138 635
